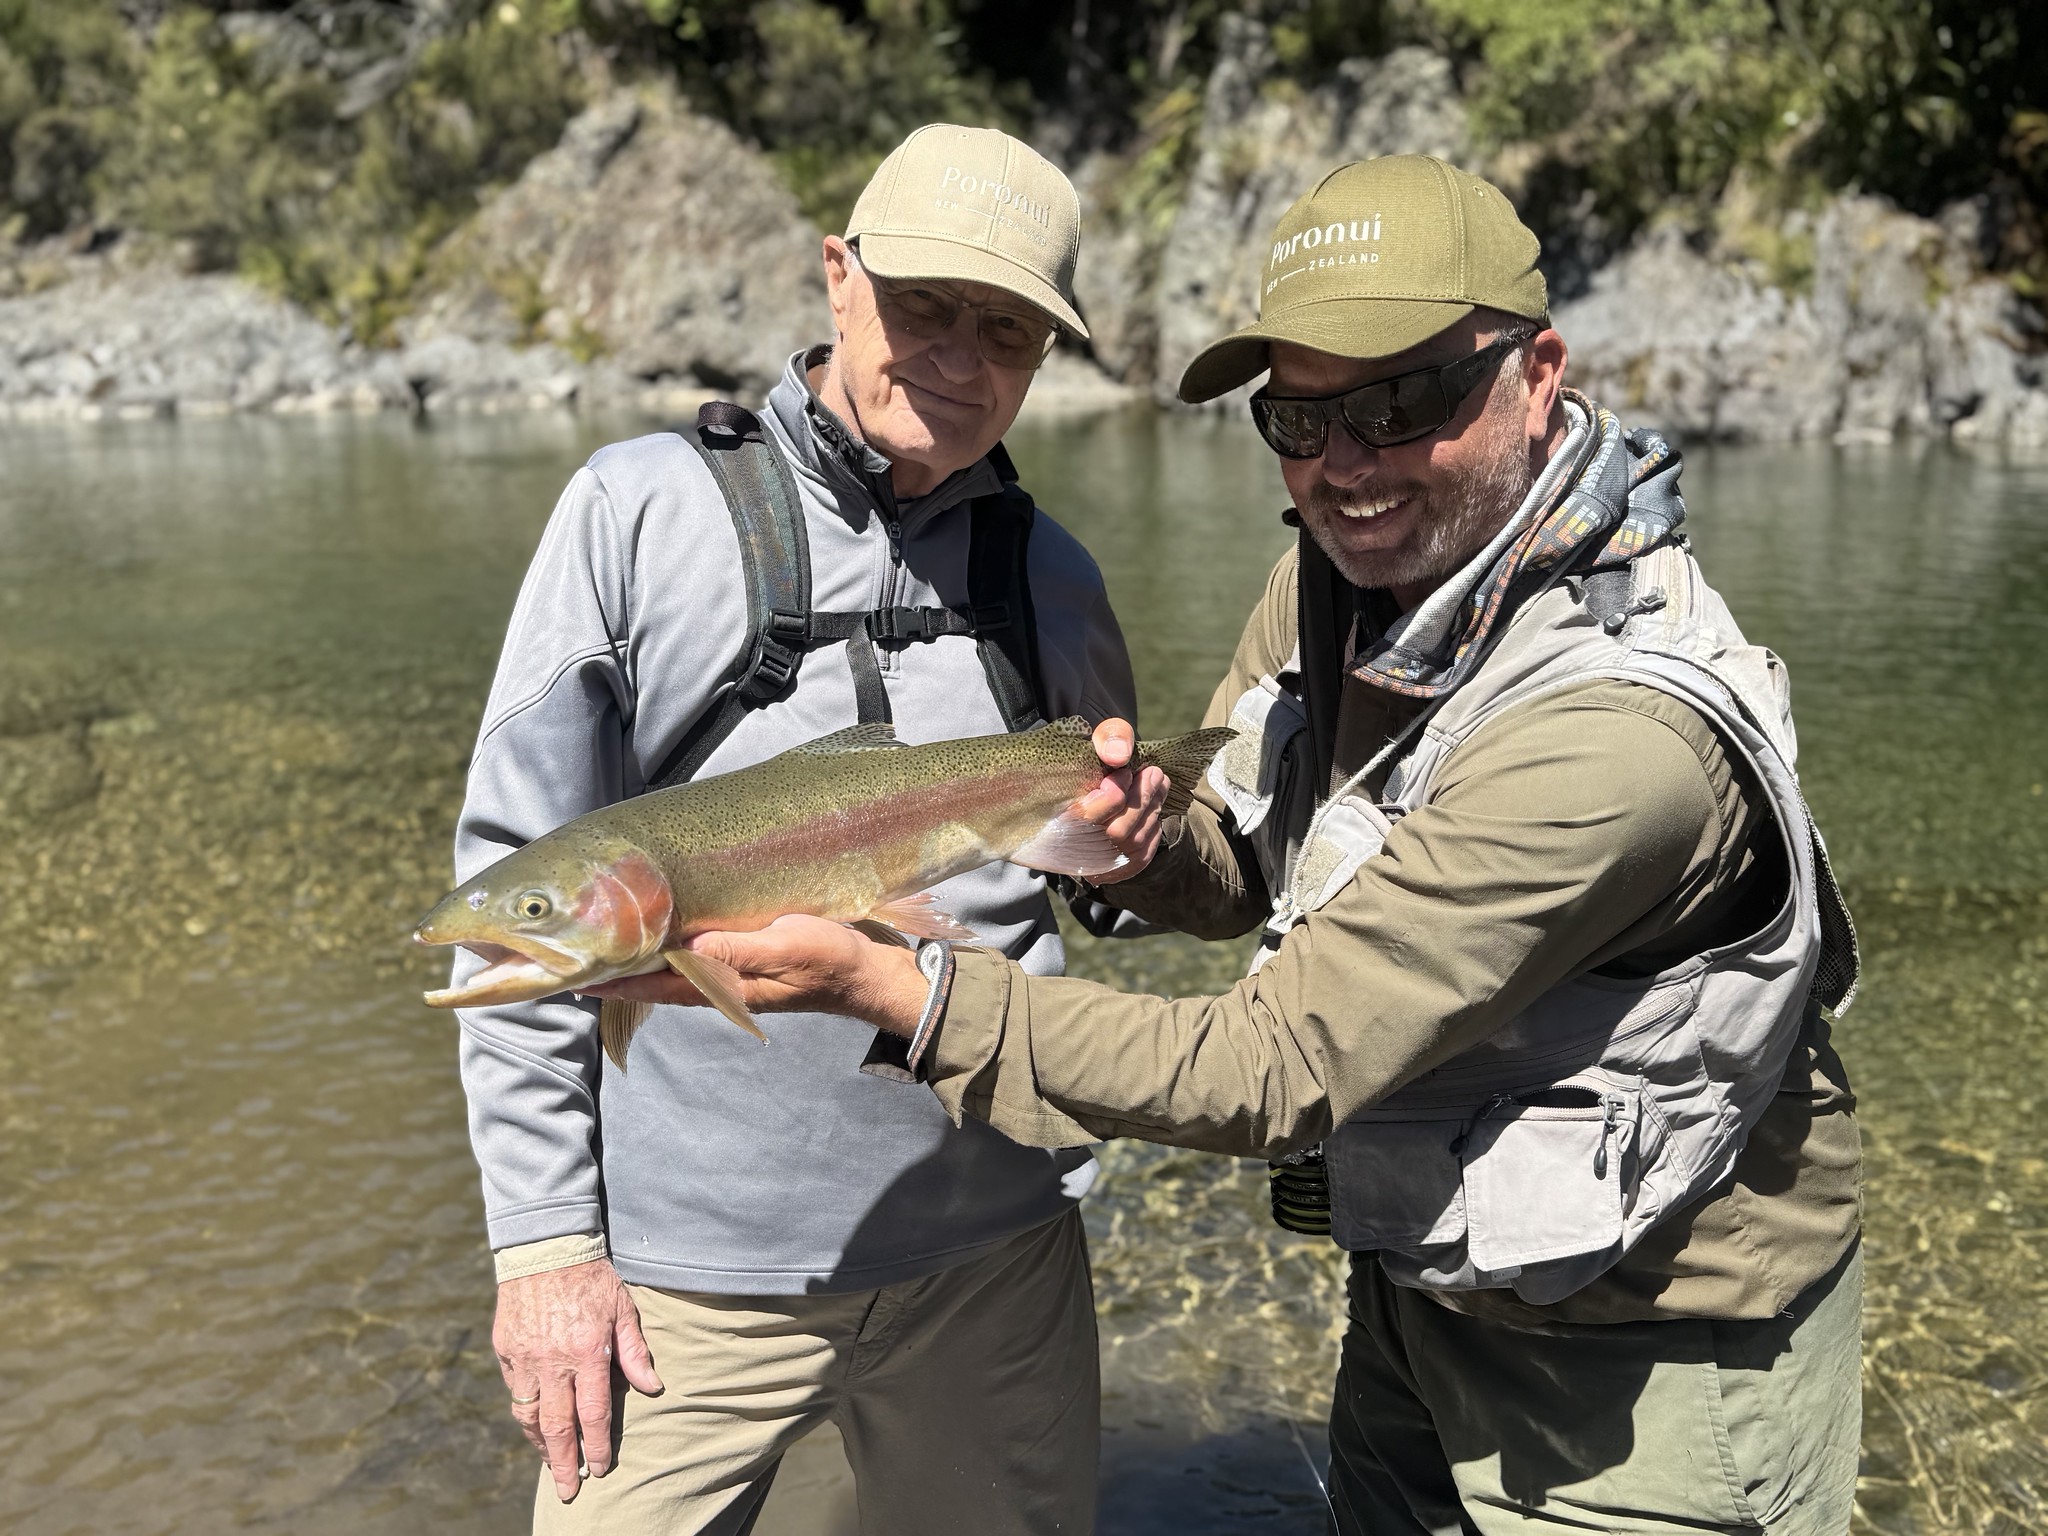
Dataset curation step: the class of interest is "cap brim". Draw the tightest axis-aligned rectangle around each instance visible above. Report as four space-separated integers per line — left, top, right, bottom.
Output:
857 231 1089 340
1176 298 1476 403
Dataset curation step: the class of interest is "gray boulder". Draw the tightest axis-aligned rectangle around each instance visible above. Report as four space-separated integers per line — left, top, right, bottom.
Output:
404 86 828 396
1552 228 1837 443
1556 194 2048 447
0 249 415 419
1927 269 2048 449
1151 25 1466 406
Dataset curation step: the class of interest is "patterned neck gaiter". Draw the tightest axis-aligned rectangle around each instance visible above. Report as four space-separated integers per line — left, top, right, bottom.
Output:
1350 390 1687 701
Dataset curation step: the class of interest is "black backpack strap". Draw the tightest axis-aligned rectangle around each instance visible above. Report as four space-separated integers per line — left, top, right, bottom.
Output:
648 420 1047 789
649 401 811 791
1295 526 1348 795
966 481 1047 730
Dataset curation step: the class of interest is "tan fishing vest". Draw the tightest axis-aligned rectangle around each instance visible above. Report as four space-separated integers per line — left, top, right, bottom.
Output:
1208 541 1859 1305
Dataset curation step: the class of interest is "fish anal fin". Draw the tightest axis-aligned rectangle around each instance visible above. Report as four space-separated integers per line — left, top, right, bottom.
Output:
1009 807 1131 880
867 893 976 943
599 997 652 1072
665 948 768 1043
849 918 915 948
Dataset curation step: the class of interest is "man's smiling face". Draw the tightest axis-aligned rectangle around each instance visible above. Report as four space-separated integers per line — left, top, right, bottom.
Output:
822 236 1040 496
1269 312 1565 605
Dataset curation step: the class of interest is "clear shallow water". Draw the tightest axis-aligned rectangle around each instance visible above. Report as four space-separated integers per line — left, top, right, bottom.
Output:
0 409 2042 1535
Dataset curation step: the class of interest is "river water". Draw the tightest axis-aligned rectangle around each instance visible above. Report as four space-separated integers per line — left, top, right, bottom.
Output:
0 407 2042 1536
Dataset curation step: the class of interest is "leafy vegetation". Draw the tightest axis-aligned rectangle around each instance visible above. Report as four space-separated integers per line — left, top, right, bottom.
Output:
1415 0 2048 291
2 0 2040 338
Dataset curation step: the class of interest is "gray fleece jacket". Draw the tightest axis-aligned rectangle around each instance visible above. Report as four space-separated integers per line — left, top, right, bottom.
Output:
453 349 1136 1293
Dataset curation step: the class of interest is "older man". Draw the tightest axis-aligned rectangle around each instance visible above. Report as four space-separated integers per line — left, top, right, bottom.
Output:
454 125 1133 1535
622 156 1867 1534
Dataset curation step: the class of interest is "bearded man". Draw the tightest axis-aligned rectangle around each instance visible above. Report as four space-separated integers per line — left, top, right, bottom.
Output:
598 155 1866 1535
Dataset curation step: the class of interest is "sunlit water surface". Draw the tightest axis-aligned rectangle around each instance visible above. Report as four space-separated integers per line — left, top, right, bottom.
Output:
0 409 2042 1535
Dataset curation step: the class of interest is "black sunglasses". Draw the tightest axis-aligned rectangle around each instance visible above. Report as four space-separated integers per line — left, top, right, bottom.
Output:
1249 336 1525 459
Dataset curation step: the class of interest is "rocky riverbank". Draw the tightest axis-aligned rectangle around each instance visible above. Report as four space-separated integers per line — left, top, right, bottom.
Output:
3 31 2043 446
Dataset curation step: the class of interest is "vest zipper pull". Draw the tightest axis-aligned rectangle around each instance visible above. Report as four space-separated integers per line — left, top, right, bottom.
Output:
1594 1095 1619 1178
1451 1093 1514 1155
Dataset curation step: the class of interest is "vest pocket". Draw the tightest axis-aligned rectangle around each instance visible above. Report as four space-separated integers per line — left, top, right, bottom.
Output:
1462 1082 1642 1275
1325 1115 1468 1250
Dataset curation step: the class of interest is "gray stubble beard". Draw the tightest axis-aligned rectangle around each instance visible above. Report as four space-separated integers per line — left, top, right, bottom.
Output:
1299 394 1538 594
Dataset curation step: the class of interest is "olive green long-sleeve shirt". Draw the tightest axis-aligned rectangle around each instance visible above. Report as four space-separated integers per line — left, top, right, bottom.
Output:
924 550 1860 1324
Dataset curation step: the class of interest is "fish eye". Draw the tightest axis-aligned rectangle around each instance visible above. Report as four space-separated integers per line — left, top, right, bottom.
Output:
514 892 553 921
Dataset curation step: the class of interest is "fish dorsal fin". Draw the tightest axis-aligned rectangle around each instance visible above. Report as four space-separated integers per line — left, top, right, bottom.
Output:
788 722 902 755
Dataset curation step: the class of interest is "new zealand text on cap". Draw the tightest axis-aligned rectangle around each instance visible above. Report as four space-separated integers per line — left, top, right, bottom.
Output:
1178 155 1546 403
848 124 1089 339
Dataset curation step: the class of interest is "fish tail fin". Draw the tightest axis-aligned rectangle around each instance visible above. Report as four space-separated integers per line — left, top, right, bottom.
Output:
1135 726 1239 817
666 948 768 1043
599 997 652 1072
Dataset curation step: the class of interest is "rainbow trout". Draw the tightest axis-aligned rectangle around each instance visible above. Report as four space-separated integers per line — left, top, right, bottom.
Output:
415 718 1233 1067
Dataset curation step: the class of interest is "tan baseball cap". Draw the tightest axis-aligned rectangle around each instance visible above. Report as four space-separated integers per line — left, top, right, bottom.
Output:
1178 155 1546 403
847 123 1089 339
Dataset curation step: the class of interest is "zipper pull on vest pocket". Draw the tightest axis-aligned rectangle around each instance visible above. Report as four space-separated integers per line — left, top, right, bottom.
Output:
1593 1095 1620 1178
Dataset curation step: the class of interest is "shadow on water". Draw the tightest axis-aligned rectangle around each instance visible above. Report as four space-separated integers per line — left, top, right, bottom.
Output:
0 411 2044 1533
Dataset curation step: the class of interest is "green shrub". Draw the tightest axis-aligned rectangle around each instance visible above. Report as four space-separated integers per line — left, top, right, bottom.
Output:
0 0 135 238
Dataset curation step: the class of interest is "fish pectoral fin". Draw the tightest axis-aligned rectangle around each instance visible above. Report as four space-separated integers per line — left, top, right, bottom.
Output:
599 997 652 1072
866 894 976 943
1009 806 1132 880
665 948 769 1043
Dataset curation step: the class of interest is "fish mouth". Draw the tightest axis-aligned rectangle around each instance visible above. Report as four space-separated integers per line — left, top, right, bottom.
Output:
419 939 596 1009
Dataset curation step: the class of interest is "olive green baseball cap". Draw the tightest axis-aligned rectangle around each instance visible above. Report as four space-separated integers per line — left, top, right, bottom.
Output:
848 124 1089 339
1177 155 1546 403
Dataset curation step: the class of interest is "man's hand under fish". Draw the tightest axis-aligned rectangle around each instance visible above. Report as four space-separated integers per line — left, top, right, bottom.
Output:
575 717 1164 1028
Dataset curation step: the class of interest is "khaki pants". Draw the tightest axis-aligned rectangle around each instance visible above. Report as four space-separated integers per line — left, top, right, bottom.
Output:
534 1209 1098 1536
1329 1241 1863 1534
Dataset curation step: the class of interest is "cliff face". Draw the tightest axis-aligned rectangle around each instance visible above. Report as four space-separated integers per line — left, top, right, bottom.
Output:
403 86 827 398
1067 22 2048 447
1072 20 1466 406
3 24 2043 446
1557 197 2048 447
0 87 828 420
